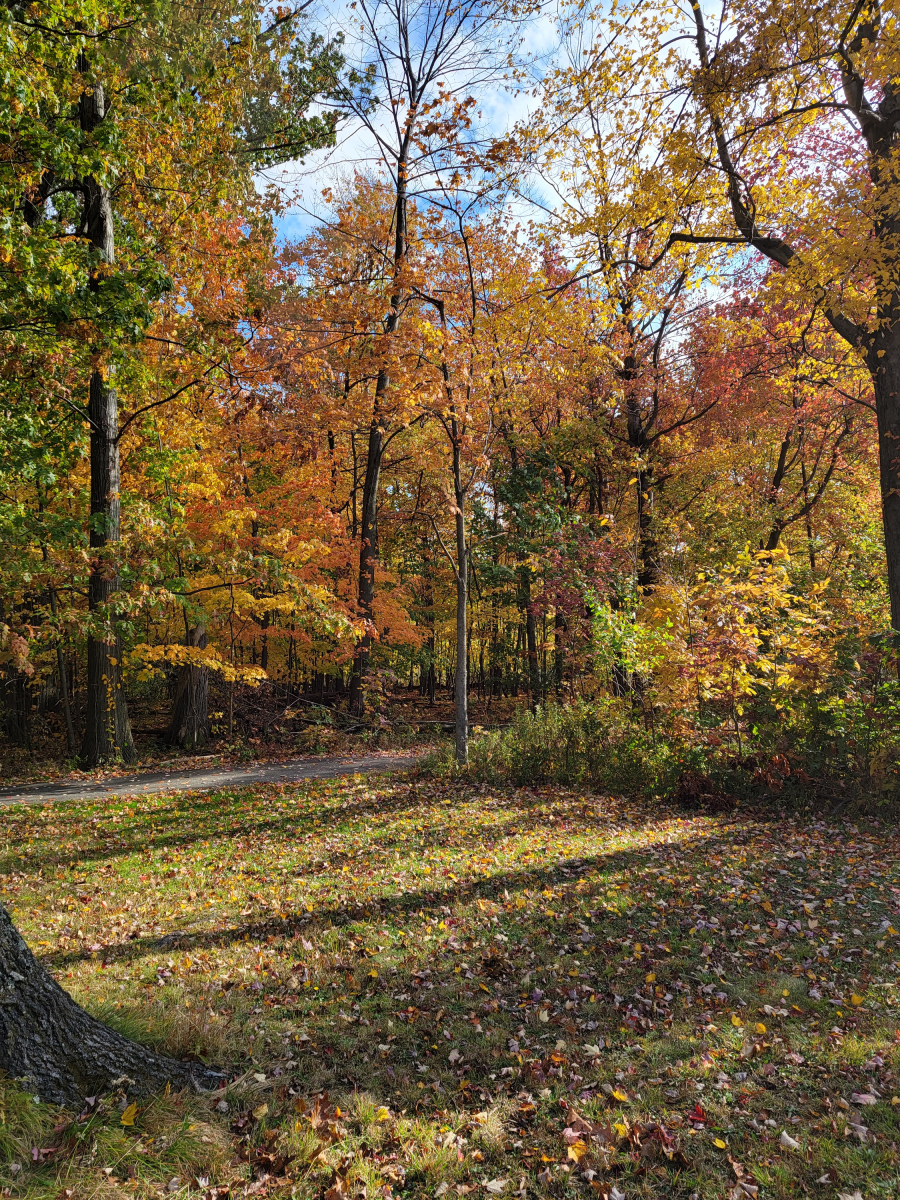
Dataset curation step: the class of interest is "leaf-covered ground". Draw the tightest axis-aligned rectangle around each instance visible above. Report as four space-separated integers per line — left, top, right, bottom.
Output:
1 776 899 1199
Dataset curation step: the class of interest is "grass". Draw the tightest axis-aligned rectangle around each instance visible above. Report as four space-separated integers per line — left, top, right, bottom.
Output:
0 772 899 1198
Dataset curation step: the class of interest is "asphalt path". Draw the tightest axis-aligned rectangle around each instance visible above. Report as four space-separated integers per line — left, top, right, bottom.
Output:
0 753 422 807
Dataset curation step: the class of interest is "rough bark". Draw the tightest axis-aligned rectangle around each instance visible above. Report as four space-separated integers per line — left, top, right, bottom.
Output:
78 66 134 766
165 625 210 750
80 370 135 766
0 904 224 1107
348 417 384 717
870 328 900 634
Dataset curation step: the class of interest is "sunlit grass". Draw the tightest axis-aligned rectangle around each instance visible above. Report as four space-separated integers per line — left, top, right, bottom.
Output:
1 776 898 1197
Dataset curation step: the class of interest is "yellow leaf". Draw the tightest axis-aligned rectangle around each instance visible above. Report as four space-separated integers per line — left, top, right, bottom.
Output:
850 994 864 1007
613 1123 628 1138
120 1102 137 1127
611 1089 629 1102
368 969 378 978
567 1139 588 1163
375 1107 391 1121
713 1138 727 1149
731 1014 744 1027
754 1022 766 1034
760 900 774 914
645 972 656 983
253 1103 269 1120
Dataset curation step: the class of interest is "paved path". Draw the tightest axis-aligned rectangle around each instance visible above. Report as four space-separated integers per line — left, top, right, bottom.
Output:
0 754 422 807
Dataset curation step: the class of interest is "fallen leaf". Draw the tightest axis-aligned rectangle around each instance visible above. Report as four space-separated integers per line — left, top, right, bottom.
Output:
484 1181 507 1194
779 1131 801 1150
252 1103 269 1120
120 1102 137 1127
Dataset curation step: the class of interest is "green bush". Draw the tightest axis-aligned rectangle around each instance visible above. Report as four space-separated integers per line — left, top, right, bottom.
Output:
432 699 704 794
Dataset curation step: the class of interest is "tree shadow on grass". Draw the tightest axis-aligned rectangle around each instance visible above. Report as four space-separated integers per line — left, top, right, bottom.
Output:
42 820 747 975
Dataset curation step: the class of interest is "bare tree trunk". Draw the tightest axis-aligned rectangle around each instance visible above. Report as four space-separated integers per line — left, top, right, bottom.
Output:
871 330 900 635
0 904 223 1107
81 370 135 766
78 63 134 766
165 625 210 750
452 429 469 766
349 416 384 716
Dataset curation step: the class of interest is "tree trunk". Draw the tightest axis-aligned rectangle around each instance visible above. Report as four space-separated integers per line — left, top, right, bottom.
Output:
80 370 135 766
870 328 900 635
0 904 223 1107
517 562 540 707
453 435 469 767
418 537 436 704
165 625 210 751
78 67 134 767
348 416 384 716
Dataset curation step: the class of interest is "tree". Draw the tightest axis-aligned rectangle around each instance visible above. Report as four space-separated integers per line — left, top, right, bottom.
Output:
0 0 344 1105
330 0 526 715
1 1 343 763
537 0 900 630
0 903 223 1106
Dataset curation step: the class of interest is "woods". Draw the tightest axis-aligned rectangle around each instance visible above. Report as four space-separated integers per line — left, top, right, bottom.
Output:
0 0 900 1159
1 0 897 784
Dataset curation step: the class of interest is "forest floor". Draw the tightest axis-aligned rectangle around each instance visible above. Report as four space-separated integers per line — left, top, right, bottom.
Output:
1 769 898 1200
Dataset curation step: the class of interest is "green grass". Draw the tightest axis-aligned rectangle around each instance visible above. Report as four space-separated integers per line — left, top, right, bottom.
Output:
0 775 899 1197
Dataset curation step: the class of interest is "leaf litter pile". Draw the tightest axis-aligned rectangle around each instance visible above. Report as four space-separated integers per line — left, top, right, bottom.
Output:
1 776 899 1199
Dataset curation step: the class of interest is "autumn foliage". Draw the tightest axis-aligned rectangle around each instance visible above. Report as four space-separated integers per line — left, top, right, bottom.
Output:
0 0 898 799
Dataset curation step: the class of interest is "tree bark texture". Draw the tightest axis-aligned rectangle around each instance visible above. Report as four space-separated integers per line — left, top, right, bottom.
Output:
80 369 135 766
78 67 134 766
0 904 223 1107
348 417 384 717
165 625 210 750
871 329 900 635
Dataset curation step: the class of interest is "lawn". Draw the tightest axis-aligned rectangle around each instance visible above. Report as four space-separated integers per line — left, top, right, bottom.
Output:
1 774 898 1199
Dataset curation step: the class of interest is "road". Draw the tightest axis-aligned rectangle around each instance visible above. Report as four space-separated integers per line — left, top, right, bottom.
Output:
0 753 422 807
